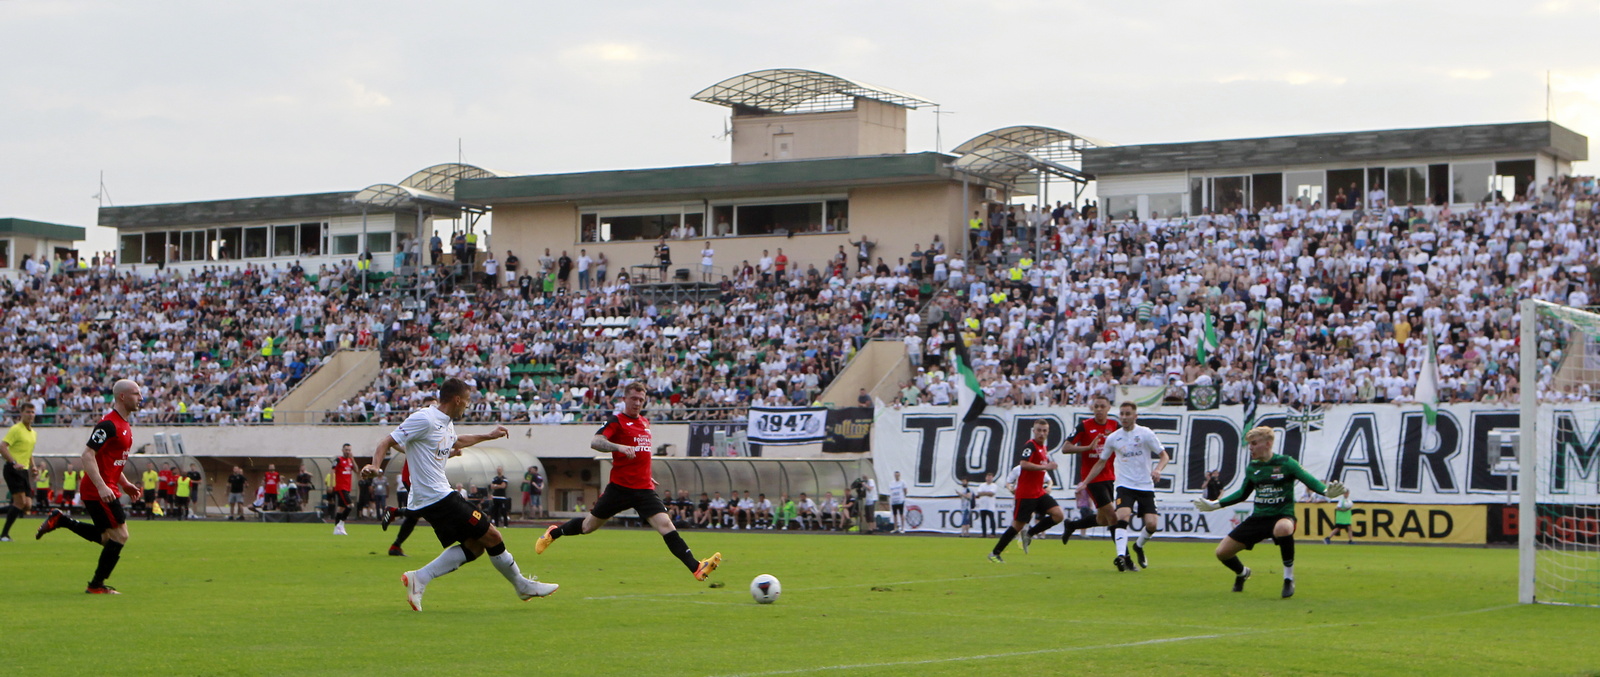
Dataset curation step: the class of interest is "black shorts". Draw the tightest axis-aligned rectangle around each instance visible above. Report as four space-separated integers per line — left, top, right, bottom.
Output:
1115 487 1158 516
1085 480 1115 509
1013 495 1059 522
36 488 49 503
174 496 189 506
86 499 126 531
590 483 667 520
891 503 905 516
333 490 351 508
1228 514 1293 548
63 490 76 503
414 493 491 548
3 463 28 494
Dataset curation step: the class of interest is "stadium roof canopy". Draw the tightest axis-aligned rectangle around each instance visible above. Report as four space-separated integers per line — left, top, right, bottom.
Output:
692 68 937 115
950 126 1101 185
351 163 503 212
0 217 86 242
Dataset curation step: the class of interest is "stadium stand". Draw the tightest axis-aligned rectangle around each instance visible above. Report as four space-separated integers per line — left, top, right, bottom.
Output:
3 176 1595 427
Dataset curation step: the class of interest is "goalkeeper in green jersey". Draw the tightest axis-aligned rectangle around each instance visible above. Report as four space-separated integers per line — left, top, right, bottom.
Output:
1194 426 1346 599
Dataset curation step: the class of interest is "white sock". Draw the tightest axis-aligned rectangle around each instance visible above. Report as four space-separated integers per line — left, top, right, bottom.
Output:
1284 564 1294 580
489 550 527 590
1136 530 1150 547
1114 527 1129 556
418 545 470 584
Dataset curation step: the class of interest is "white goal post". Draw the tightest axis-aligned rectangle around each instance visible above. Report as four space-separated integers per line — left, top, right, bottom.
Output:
1519 298 1600 606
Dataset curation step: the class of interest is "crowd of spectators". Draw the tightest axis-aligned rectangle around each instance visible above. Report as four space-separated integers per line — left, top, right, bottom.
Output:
890 174 1600 410
5 174 1596 428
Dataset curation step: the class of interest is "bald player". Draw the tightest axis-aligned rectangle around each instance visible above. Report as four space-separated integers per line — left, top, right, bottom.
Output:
37 380 143 594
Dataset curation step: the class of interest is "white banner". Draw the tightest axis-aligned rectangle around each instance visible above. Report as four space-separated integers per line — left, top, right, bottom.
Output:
898 497 1244 539
872 402 1600 536
747 407 829 445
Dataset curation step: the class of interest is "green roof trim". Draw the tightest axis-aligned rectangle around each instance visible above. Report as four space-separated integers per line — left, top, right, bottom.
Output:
456 153 957 204
0 218 87 242
1082 121 1588 177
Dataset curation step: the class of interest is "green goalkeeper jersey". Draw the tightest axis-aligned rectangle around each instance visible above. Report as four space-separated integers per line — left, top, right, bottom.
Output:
1218 454 1328 519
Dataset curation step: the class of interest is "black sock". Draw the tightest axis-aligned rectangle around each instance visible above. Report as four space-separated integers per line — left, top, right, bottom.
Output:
62 516 103 543
1274 536 1295 568
393 516 418 548
1027 517 1058 537
1064 516 1097 532
1 505 18 537
992 526 1018 555
1220 556 1245 574
336 507 350 522
662 530 699 573
552 517 585 539
91 540 124 588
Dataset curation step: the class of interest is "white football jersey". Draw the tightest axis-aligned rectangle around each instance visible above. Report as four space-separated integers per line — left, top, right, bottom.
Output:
389 406 457 510
1100 425 1166 491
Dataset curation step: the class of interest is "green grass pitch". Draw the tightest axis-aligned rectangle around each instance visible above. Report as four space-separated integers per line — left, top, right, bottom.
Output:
5 518 1597 676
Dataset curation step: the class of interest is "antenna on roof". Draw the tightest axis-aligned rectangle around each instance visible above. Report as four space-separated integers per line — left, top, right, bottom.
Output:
92 170 113 207
931 106 957 153
714 117 732 141
1546 70 1552 122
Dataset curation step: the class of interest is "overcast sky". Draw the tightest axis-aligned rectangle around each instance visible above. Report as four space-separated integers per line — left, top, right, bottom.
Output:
3 0 1596 254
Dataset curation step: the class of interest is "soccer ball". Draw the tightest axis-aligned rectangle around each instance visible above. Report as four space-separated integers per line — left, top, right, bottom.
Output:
750 574 781 604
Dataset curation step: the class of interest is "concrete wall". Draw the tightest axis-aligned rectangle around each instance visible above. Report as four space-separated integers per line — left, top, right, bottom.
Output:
488 181 967 285
273 349 382 424
730 99 907 163
818 339 910 407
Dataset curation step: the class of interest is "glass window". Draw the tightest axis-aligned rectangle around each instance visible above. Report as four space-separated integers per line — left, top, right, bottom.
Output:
824 199 849 232
1325 169 1364 209
1189 177 1204 215
1212 177 1246 212
119 234 143 266
1284 170 1324 207
1386 167 1427 206
580 213 599 243
273 225 298 258
215 227 242 260
1451 162 1494 204
1106 195 1138 220
366 232 393 253
596 214 677 242
735 202 821 236
683 212 705 239
332 234 360 255
1251 173 1282 211
711 205 735 237
144 232 169 264
180 230 209 262
0 240 10 269
299 223 322 256
244 227 269 259
1149 193 1184 220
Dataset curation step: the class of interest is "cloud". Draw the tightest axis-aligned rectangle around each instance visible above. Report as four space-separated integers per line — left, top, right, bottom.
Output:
1217 72 1348 86
564 42 648 63
1448 69 1493 80
345 79 392 108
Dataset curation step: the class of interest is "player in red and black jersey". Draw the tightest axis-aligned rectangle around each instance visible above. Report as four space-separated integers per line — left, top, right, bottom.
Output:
36 380 143 594
1059 395 1120 545
988 419 1067 563
536 382 722 580
330 444 356 535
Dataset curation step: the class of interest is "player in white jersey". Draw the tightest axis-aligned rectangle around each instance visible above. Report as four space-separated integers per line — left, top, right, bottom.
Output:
1078 401 1169 572
362 378 558 611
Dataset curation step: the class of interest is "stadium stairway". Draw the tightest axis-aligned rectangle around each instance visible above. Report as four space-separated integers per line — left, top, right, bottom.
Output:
272 349 383 424
815 339 912 408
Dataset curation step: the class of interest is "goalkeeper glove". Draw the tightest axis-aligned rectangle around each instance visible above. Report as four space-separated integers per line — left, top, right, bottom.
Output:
1193 498 1222 512
1324 480 1347 498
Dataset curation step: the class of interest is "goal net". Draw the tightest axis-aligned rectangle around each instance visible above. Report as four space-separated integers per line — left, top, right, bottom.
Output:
1521 299 1600 606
